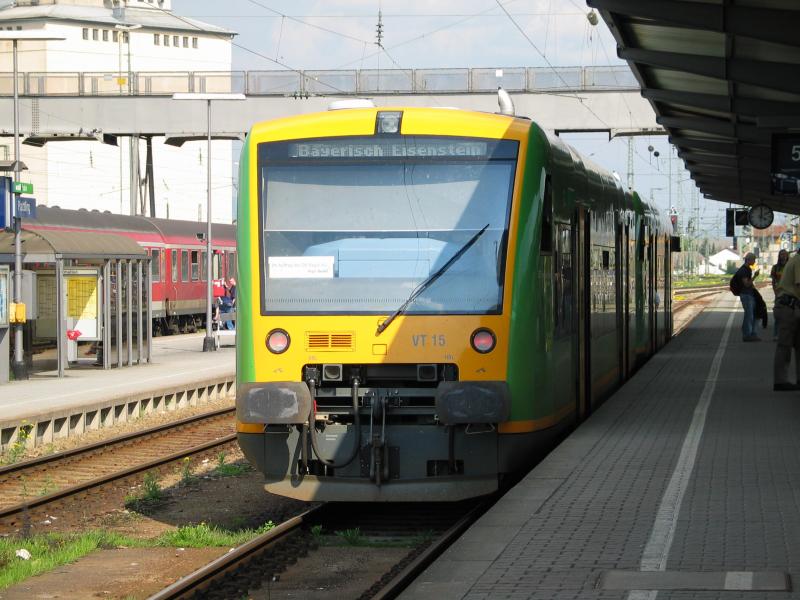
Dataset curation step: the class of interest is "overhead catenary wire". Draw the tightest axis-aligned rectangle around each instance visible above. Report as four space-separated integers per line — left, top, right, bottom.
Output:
493 0 612 130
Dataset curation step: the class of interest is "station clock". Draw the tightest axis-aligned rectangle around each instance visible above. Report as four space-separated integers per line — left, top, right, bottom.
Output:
748 204 774 229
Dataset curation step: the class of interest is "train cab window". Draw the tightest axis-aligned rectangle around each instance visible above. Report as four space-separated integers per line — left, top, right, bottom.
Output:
181 250 189 281
540 177 553 253
201 251 207 281
171 250 178 282
151 249 161 281
191 251 199 281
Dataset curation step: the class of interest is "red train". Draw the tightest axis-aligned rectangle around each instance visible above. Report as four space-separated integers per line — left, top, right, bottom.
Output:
24 206 237 335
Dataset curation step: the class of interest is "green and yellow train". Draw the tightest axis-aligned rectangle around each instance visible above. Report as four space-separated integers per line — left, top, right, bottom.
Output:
236 101 675 502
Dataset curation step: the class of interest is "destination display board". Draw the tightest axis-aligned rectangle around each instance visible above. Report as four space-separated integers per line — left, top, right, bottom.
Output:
772 134 800 195
263 136 519 163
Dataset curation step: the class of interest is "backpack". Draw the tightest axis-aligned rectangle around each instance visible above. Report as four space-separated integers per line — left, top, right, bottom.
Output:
730 273 743 296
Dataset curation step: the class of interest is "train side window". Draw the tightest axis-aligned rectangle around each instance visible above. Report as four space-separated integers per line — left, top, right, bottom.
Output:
554 224 573 337
213 252 222 279
638 223 646 260
540 177 553 253
171 250 177 283
228 252 237 279
201 251 207 281
181 250 189 281
191 251 199 281
151 249 161 281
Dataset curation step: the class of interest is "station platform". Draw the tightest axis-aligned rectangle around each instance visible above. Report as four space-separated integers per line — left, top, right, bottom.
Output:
403 290 800 599
0 334 235 451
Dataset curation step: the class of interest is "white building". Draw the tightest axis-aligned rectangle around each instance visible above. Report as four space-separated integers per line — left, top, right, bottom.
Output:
706 249 741 275
0 0 237 223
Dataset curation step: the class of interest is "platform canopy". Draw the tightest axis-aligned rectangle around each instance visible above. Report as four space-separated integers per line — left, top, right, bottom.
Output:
589 0 800 214
0 229 146 263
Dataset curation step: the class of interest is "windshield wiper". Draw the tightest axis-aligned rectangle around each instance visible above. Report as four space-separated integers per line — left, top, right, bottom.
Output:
375 224 490 336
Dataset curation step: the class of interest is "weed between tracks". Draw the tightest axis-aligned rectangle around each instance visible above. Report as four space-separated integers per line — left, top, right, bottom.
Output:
0 521 275 590
316 526 435 549
123 471 164 512
1 422 32 465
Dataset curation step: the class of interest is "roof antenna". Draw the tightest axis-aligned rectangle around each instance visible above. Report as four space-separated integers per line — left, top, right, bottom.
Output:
498 87 515 116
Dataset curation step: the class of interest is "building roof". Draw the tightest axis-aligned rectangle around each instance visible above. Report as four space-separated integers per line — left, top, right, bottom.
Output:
589 0 800 215
0 5 235 36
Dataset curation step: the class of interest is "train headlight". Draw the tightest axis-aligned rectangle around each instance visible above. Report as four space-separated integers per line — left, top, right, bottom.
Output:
376 111 402 134
471 328 496 354
266 329 290 354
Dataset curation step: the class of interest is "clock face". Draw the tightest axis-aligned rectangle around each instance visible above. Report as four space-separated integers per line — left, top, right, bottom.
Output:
748 205 774 229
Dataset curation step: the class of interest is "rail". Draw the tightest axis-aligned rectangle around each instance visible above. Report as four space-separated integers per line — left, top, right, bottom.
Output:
0 407 236 524
0 65 639 97
147 505 327 600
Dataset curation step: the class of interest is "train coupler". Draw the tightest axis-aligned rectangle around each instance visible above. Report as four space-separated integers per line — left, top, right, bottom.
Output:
368 396 390 486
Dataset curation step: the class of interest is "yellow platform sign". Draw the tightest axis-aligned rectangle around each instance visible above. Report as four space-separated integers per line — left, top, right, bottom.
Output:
67 277 98 320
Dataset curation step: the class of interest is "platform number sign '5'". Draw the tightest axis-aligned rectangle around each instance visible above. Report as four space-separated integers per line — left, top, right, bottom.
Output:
773 135 800 176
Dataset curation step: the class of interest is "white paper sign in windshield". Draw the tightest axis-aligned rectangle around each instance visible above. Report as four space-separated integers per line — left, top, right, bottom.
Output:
268 256 334 279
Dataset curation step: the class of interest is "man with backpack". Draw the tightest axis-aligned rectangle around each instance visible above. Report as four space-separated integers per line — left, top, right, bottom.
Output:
731 252 760 342
773 250 800 391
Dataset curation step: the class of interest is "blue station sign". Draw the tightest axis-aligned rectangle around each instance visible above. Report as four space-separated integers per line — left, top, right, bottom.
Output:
15 197 36 220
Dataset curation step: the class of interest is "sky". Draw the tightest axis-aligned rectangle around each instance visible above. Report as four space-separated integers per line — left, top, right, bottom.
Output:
0 0 738 239
167 0 731 239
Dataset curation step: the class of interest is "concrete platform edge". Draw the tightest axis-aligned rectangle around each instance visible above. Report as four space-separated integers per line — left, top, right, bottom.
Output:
0 373 235 452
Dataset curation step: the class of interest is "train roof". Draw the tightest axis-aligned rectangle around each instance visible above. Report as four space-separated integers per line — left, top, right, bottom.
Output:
247 105 531 143
24 206 236 241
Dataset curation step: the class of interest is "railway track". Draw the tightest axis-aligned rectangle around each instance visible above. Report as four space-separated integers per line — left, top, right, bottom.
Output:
673 284 728 296
147 498 492 600
0 407 236 529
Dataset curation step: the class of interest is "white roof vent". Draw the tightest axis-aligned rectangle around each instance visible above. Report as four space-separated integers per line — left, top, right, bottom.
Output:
328 99 376 111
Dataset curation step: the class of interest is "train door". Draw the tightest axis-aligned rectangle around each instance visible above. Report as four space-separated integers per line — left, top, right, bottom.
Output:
648 232 656 352
666 236 674 337
616 223 627 382
573 207 591 419
625 222 634 377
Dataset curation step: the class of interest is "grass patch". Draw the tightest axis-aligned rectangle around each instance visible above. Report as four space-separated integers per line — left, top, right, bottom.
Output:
0 531 133 589
212 452 251 478
214 463 251 477
673 275 730 289
0 522 276 590
156 522 274 548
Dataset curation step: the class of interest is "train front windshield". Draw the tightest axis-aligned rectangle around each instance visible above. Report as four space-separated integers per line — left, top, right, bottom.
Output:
258 136 518 315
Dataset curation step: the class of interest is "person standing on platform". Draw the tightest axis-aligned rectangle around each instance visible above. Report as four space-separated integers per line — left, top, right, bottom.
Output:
771 249 790 340
773 250 800 390
733 252 759 342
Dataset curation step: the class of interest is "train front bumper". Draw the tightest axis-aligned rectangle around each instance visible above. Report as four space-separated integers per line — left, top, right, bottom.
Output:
237 380 510 425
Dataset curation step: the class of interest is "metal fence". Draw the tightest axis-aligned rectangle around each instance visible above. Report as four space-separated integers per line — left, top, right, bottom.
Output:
0 66 638 97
